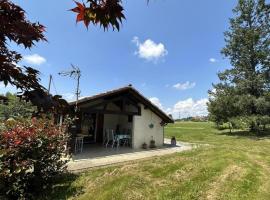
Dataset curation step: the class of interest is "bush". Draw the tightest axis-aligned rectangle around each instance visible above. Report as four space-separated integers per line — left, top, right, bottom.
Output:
228 115 270 133
0 118 69 199
228 117 248 130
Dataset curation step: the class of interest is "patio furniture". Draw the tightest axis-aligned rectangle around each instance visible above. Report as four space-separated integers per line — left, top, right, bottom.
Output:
116 134 131 147
75 136 84 153
122 129 132 146
103 129 109 146
104 129 132 148
105 129 117 148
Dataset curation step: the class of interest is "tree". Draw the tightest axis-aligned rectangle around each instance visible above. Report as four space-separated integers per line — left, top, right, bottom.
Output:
208 0 270 132
71 0 125 30
71 0 151 29
0 0 46 91
0 92 37 120
0 0 140 113
0 0 75 113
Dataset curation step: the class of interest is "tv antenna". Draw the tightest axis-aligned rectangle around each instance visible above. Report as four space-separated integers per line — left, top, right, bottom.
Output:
58 64 81 112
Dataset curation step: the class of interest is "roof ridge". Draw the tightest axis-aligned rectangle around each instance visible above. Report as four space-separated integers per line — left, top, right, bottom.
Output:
68 85 173 123
69 85 133 103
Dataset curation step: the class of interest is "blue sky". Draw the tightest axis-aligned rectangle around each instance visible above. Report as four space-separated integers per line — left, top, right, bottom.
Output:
2 0 238 118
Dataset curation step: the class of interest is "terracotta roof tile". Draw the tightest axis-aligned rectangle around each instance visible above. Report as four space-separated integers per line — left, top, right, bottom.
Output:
69 85 173 123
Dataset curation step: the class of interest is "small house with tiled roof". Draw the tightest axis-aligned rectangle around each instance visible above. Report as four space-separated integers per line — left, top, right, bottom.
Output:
69 85 173 149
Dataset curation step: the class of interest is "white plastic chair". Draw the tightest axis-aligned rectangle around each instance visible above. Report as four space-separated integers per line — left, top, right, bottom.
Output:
105 129 117 148
103 129 109 146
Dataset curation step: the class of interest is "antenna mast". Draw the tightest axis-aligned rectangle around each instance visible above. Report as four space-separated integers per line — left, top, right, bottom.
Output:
48 74 52 94
59 64 81 112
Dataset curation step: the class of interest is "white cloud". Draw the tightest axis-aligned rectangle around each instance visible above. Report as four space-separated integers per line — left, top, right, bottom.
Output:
149 97 176 116
173 81 196 90
172 98 208 118
62 93 86 102
12 62 22 68
209 58 218 63
23 54 46 65
132 36 168 62
0 83 17 94
0 83 6 89
149 97 172 116
149 97 163 110
165 107 172 114
208 88 217 100
149 96 208 119
62 93 76 102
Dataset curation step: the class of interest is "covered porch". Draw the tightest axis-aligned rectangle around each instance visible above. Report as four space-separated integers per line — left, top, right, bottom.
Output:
70 91 142 151
67 139 193 172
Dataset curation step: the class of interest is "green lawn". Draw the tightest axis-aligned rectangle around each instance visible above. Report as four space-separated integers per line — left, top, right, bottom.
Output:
44 122 270 200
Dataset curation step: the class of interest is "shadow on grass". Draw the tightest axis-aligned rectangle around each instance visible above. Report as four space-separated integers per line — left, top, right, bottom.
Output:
218 129 270 140
39 173 83 200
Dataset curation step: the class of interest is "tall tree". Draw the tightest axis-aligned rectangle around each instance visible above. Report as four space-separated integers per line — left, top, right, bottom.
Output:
0 0 143 113
0 0 82 113
0 0 127 91
71 0 125 30
208 0 270 131
0 93 36 120
0 0 46 91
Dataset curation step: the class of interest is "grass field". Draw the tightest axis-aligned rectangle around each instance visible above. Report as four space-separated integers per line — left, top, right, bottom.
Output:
45 122 270 200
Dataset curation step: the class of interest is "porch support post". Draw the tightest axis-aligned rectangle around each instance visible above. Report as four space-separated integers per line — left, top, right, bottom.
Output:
59 115 63 126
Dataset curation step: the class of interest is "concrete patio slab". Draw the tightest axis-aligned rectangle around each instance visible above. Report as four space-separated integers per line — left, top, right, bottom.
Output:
67 139 193 172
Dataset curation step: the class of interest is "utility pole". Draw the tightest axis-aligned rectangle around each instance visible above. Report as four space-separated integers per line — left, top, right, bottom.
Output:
75 69 81 105
48 74 52 94
58 64 81 112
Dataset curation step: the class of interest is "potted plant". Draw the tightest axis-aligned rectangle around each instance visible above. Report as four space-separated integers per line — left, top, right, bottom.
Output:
171 136 176 146
142 142 148 149
149 136 156 148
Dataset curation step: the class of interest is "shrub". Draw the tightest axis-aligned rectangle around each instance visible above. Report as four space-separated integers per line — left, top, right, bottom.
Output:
228 115 270 133
0 93 37 121
0 118 69 199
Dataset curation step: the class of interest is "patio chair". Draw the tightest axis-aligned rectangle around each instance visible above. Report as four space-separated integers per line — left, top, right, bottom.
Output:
105 129 118 148
122 129 132 147
103 129 109 146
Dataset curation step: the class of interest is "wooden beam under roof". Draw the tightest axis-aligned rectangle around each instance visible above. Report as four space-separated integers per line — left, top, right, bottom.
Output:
83 109 140 116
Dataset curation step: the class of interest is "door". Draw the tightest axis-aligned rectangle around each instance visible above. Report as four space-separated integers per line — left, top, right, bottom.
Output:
83 113 96 144
96 113 104 143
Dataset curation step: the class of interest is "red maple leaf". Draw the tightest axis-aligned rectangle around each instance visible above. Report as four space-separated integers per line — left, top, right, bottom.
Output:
70 1 90 27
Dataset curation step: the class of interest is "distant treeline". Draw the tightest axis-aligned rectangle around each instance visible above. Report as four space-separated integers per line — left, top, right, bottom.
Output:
175 116 208 122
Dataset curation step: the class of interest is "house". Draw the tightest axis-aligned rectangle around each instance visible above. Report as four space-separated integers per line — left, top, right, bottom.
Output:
69 85 174 149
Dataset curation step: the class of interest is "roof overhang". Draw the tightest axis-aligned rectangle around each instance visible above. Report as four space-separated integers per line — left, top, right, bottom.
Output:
69 86 174 123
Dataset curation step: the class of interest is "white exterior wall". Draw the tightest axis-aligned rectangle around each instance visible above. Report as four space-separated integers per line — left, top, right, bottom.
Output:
103 115 132 131
103 102 132 134
132 104 164 149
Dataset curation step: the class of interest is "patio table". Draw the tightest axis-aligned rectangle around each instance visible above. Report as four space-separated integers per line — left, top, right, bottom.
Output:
115 134 131 140
115 134 131 147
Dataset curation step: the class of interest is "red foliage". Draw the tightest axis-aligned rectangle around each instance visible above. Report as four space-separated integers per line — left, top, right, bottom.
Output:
71 0 125 30
0 119 69 199
0 1 69 114
0 0 46 91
